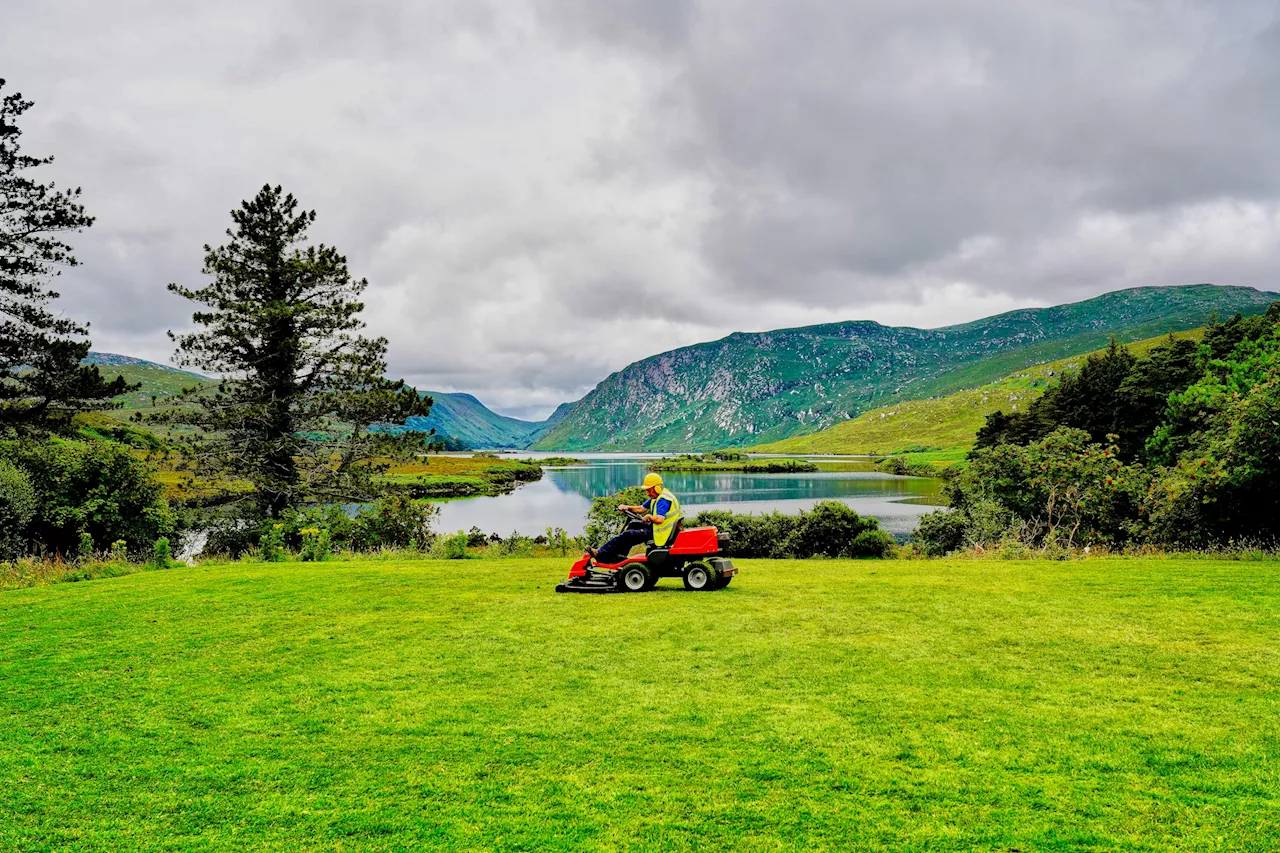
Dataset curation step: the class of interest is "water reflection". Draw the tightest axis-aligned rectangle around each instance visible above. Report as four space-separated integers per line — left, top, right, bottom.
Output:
434 456 945 540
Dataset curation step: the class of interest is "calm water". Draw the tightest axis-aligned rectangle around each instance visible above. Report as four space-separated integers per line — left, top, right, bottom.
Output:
435 455 945 539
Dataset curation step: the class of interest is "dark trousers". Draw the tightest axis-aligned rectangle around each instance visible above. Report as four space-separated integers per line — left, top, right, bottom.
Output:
596 523 651 564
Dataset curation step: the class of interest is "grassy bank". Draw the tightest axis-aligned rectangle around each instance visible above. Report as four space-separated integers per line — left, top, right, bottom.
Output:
3 556 1277 851
378 454 543 497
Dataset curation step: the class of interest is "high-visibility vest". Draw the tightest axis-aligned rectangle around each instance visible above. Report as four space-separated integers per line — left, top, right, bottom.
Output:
649 488 684 547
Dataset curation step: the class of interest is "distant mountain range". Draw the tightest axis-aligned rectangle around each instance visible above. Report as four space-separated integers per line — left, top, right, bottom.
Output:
529 284 1279 451
400 392 574 450
87 283 1280 451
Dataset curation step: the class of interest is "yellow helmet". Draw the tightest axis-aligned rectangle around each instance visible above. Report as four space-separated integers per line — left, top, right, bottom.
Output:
643 472 664 490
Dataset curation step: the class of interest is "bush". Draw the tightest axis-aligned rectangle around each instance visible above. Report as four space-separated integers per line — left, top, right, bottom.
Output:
914 510 967 556
298 527 331 562
260 523 286 562
485 531 534 558
0 459 36 561
850 528 895 558
875 456 938 478
0 438 174 558
76 530 94 561
151 537 175 569
429 530 470 559
785 501 883 558
545 527 571 556
691 501 892 559
917 428 1152 554
350 495 438 550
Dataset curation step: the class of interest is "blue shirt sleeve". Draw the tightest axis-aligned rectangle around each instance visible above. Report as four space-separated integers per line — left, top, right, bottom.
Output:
654 497 672 517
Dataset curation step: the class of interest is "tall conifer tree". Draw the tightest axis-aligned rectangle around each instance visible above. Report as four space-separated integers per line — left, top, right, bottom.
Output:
0 79 127 431
158 185 430 517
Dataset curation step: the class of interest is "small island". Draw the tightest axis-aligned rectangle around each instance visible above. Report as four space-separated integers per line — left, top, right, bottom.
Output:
650 452 819 473
538 456 586 466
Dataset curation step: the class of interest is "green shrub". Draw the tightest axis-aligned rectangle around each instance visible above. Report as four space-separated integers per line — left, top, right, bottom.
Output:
110 540 128 563
298 527 331 562
76 530 94 561
260 523 286 562
0 459 36 561
350 495 437 550
851 528 895 558
429 530 470 559
486 531 534 558
151 537 175 569
545 527 571 556
914 510 967 556
875 456 937 477
692 501 892 559
785 501 882 558
918 428 1151 554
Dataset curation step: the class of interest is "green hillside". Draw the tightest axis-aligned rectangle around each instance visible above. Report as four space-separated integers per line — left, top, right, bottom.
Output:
753 328 1205 458
84 353 207 415
3 556 1277 850
531 284 1278 452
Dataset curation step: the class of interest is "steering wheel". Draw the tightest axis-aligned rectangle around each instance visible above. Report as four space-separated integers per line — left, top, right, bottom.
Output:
619 507 647 525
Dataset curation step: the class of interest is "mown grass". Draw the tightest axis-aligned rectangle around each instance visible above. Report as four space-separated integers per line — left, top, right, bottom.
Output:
754 328 1203 458
2 556 1277 852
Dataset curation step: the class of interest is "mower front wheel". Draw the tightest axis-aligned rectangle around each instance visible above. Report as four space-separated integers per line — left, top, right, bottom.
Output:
618 565 654 592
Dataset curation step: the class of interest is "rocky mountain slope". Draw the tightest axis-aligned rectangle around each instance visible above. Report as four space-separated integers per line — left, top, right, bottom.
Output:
530 284 1279 451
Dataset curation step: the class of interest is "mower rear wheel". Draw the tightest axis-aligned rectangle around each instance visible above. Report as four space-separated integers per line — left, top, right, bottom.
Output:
618 565 652 592
715 575 732 590
682 562 716 591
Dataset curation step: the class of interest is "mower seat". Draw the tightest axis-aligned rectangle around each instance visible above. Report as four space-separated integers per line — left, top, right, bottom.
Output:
645 519 682 550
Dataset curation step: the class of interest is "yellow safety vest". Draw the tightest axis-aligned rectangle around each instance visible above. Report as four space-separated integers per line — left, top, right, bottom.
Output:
649 488 684 547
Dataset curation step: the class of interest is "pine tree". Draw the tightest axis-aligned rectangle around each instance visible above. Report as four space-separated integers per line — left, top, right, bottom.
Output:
0 79 128 431
156 185 431 518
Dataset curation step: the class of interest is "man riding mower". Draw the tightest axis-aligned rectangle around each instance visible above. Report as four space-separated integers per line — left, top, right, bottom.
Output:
556 472 738 593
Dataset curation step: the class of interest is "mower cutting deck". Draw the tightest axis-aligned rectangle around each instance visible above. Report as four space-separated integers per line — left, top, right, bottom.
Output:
556 511 737 594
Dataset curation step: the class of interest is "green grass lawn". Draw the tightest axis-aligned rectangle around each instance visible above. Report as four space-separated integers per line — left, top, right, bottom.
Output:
3 556 1277 852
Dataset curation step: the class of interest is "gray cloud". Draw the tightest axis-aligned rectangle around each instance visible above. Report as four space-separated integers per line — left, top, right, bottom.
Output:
4 0 1280 418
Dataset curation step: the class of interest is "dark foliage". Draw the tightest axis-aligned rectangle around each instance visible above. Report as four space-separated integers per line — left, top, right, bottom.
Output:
976 313 1278 463
152 185 431 519
0 456 35 559
930 308 1280 552
921 429 1151 555
0 79 130 432
0 438 174 557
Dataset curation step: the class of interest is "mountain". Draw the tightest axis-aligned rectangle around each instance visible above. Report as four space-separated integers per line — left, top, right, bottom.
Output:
530 284 1279 452
82 352 567 449
83 353 208 414
750 328 1206 459
403 392 567 449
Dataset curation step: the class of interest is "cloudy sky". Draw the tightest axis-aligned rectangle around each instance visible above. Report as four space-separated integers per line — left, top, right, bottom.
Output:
5 1 1280 419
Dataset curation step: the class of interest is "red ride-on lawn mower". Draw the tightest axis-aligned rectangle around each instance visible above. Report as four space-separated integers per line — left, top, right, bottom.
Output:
556 509 737 593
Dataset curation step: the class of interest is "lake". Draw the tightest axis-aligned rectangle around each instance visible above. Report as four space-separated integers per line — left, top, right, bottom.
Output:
434 454 946 539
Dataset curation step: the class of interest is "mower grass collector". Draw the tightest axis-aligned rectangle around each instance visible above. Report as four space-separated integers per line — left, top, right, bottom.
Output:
556 509 737 593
